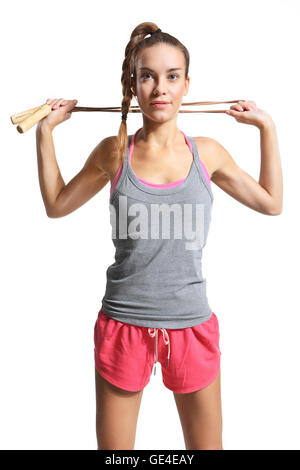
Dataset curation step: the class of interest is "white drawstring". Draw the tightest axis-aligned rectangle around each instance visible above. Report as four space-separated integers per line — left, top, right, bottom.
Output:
148 327 170 375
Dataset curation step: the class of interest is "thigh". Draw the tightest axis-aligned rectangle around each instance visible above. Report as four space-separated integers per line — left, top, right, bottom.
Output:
161 312 221 393
94 308 153 392
173 369 223 450
95 367 144 450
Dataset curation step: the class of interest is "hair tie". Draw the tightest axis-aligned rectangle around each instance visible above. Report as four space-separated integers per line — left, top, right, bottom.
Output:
121 112 127 121
151 28 161 36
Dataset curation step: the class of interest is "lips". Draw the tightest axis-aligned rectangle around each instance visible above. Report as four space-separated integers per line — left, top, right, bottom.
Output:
151 101 170 109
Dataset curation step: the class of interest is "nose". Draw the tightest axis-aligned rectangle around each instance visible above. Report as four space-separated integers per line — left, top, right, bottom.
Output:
152 79 168 97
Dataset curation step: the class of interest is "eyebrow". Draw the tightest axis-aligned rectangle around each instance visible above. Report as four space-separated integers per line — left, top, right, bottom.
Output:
138 67 183 72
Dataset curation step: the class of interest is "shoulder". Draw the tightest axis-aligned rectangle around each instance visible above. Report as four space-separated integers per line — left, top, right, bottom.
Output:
193 136 234 179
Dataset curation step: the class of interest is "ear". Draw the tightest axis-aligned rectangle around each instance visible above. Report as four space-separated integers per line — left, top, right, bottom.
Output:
184 76 190 96
183 76 190 96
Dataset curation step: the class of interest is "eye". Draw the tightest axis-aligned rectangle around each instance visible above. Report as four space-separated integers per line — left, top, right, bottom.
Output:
141 73 179 80
141 72 152 79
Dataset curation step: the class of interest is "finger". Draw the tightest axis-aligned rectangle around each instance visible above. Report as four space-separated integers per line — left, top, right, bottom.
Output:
226 109 242 116
239 100 255 111
232 101 251 112
244 101 257 111
47 98 61 109
65 99 78 109
231 104 244 111
52 98 65 109
61 99 74 105
241 103 252 111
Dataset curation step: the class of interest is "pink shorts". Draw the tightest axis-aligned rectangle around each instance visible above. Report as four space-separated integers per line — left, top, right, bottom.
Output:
94 308 221 394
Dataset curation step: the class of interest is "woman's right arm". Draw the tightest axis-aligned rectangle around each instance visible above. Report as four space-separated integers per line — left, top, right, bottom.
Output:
35 97 119 218
36 123 115 218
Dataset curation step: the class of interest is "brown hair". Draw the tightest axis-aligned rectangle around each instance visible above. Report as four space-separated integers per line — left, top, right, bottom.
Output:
117 22 190 163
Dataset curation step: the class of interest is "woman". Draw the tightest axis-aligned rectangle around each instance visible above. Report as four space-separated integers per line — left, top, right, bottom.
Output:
36 22 283 450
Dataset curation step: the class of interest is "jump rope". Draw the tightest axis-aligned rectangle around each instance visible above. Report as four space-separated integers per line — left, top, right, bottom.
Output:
10 99 246 134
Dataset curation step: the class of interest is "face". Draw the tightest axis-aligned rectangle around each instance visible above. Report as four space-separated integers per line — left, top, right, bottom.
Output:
131 44 190 122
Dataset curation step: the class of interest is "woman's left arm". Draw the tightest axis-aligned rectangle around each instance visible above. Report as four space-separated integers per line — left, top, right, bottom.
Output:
209 100 283 215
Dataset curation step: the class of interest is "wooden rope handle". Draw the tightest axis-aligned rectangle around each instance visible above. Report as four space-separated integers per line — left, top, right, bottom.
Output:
10 99 245 133
10 105 43 124
11 104 52 133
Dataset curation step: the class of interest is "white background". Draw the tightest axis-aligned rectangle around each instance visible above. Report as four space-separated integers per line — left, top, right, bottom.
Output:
1 0 299 450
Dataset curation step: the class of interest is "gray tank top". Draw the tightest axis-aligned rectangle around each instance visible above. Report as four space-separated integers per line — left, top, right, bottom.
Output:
101 130 214 329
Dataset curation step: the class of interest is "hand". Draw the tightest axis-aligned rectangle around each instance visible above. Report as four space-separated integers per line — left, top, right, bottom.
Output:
39 98 78 130
225 100 273 130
